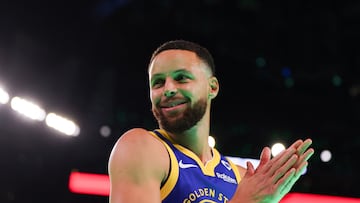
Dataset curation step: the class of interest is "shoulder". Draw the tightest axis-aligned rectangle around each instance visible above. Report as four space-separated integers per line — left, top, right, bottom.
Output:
109 128 167 164
108 129 170 201
108 128 169 180
112 128 166 150
115 128 158 145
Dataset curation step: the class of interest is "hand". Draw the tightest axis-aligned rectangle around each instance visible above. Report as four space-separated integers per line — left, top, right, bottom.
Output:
230 139 314 203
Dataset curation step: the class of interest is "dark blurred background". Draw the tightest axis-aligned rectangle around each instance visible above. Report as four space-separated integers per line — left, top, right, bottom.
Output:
0 0 359 202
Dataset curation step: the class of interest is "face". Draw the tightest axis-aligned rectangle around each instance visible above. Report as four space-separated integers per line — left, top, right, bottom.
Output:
148 49 216 134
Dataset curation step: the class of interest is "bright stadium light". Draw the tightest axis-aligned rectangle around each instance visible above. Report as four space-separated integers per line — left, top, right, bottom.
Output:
10 97 46 121
45 113 80 136
0 87 10 104
271 142 286 157
100 125 111 137
320 149 332 162
208 135 216 148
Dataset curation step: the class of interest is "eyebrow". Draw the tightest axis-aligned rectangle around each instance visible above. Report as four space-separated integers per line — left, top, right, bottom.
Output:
173 69 192 75
151 68 191 78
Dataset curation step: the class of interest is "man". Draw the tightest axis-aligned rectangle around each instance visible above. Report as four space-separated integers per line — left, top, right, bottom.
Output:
108 39 314 203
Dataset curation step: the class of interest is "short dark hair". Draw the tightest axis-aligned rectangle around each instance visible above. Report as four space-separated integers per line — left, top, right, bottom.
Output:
149 39 216 76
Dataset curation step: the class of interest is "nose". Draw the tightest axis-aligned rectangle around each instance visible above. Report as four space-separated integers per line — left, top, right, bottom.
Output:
164 89 177 97
163 79 177 98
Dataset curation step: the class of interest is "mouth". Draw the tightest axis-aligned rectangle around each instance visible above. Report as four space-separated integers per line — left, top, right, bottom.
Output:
160 100 188 113
161 101 186 108
160 98 188 107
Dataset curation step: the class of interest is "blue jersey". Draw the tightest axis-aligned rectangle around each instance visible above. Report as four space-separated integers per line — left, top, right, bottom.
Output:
150 129 241 203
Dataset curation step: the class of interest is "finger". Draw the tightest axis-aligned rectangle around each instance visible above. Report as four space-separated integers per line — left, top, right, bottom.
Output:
266 147 297 176
245 161 255 176
275 167 296 196
272 154 298 184
260 147 271 164
296 138 312 155
256 147 271 172
281 161 310 197
271 139 301 163
261 140 303 176
282 163 308 194
294 147 314 169
289 139 304 150
295 161 308 177
272 144 298 163
267 167 297 203
299 148 314 162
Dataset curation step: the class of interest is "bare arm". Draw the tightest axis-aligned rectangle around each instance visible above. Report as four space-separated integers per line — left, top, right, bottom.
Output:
108 128 169 203
232 139 314 203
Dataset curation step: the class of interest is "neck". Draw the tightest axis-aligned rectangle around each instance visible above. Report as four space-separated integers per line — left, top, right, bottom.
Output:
166 111 213 164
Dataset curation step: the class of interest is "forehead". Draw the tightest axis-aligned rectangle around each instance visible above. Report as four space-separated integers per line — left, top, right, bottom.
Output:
148 49 207 76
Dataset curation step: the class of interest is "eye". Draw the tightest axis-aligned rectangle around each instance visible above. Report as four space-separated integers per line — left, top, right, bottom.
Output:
174 74 190 82
151 78 165 88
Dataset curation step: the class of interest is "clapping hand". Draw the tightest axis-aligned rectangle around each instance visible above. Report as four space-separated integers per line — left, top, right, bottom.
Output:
230 139 314 203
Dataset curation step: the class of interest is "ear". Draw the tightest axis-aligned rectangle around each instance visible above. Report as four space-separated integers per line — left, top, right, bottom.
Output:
208 76 219 99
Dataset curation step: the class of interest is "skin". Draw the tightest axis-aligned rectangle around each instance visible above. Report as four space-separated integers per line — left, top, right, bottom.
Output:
108 50 314 203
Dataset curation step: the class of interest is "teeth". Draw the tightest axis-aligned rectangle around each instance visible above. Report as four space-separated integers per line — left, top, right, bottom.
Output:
162 101 185 108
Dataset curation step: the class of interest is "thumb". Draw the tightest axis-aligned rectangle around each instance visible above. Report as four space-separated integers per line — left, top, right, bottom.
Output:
245 161 255 176
260 147 271 163
256 147 271 171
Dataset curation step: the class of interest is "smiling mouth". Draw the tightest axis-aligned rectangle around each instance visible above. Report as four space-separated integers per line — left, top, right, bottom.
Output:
160 100 188 108
160 102 188 112
164 103 185 108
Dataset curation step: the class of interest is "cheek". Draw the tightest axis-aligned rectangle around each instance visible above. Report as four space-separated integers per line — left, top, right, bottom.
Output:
190 85 208 99
150 90 161 105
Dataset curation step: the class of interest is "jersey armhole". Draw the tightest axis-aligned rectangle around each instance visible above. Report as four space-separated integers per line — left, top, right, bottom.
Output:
226 157 242 184
148 131 179 200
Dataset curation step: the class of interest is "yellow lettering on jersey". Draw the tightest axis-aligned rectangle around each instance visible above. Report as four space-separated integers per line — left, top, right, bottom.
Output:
182 188 230 203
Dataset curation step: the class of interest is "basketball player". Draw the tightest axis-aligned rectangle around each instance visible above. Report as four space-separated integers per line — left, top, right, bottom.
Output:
108 40 314 203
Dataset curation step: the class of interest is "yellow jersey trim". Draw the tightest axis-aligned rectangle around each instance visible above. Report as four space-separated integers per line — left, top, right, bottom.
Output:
226 157 242 183
149 131 179 200
155 129 220 177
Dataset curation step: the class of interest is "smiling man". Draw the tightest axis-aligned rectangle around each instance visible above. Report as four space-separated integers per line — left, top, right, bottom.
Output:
108 39 314 203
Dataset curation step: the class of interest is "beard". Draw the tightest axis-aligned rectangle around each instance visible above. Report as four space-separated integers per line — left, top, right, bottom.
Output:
152 98 207 134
